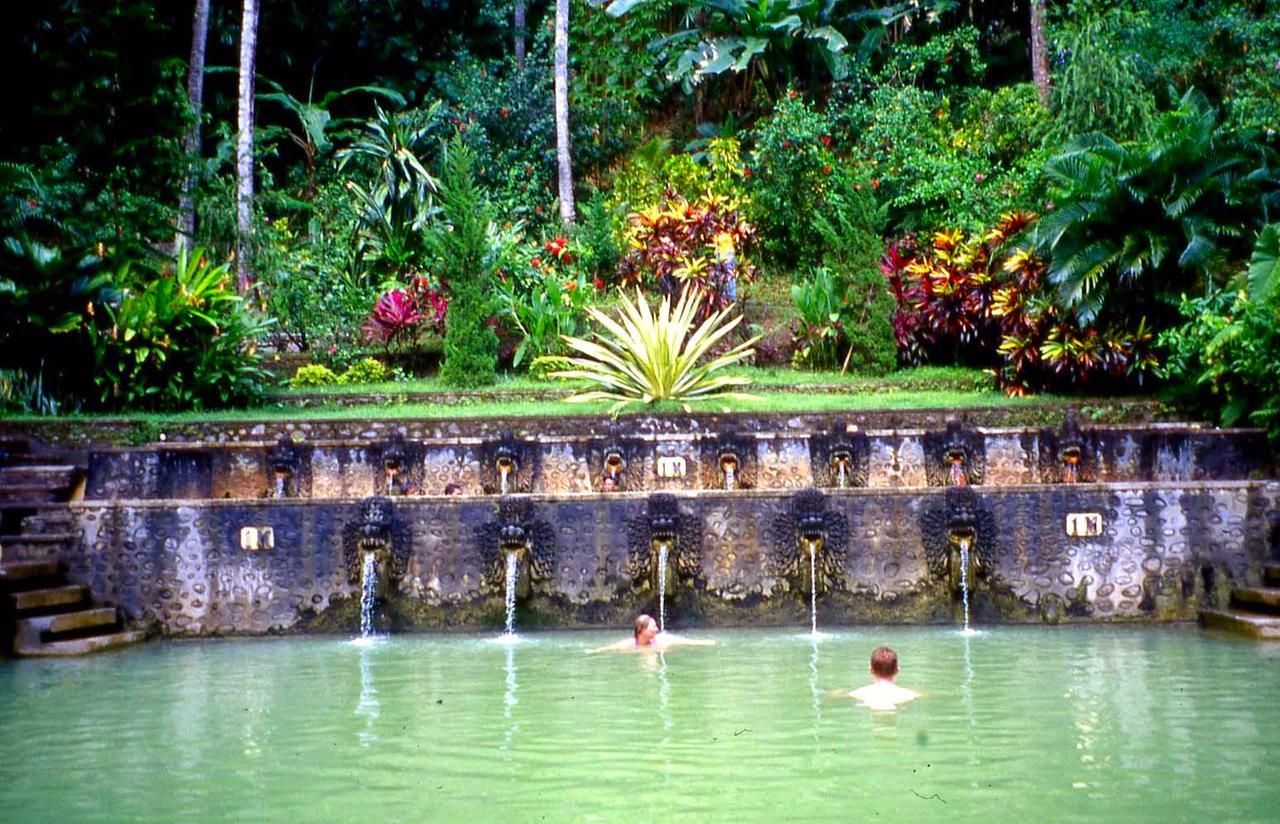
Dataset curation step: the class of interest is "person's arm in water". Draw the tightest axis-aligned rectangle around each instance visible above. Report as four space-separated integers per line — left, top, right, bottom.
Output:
655 632 715 648
586 638 636 654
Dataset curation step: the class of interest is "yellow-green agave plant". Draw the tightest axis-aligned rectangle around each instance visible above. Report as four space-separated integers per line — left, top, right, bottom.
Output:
552 288 761 415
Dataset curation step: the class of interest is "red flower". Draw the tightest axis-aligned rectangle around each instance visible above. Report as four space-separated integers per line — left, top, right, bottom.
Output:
782 140 792 149
531 256 542 268
499 107 510 118
594 278 605 290
974 172 985 183
871 178 881 189
821 136 832 147
742 167 752 178
788 89 797 100
27 198 37 207
823 165 832 175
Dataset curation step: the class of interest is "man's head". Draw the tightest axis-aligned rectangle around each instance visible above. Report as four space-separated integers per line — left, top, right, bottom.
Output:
870 646 899 679
602 477 618 492
634 614 659 643
444 483 462 496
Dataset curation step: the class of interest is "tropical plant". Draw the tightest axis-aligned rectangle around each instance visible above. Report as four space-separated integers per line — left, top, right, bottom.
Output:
553 287 761 414
0 235 117 410
617 191 758 318
258 77 406 198
430 138 500 388
1048 11 1158 144
1159 288 1280 440
88 247 273 409
1247 224 1280 303
337 104 442 276
289 363 341 387
1035 90 1280 326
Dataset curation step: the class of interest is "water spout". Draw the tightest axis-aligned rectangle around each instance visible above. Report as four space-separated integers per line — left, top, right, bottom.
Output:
720 454 739 490
801 537 823 634
497 457 515 496
604 453 624 479
502 550 520 637
359 551 381 638
384 461 400 496
1060 446 1081 484
655 538 671 632
958 536 972 634
273 469 289 499
831 453 851 489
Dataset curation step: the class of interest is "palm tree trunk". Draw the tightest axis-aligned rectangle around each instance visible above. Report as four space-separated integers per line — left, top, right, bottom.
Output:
514 1 527 70
1030 0 1051 107
176 0 210 254
236 0 260 293
554 0 575 225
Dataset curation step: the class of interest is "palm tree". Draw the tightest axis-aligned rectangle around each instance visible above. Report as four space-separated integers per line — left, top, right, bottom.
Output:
1029 0 1049 106
554 0 575 224
514 1 528 70
236 0 259 293
176 0 210 253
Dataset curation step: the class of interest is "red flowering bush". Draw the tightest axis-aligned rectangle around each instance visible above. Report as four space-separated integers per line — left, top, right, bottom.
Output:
885 212 1156 394
616 192 758 319
361 277 448 350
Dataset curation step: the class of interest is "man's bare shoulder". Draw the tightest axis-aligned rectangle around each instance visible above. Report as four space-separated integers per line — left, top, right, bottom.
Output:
846 682 921 708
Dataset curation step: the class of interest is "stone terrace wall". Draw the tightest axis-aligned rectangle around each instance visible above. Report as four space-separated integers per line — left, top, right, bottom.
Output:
4 481 1272 635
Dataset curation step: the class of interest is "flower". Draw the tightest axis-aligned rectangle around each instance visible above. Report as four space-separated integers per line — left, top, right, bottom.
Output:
499 107 510 118
871 178 881 189
822 165 832 175
531 256 542 268
594 278 605 290
974 172 985 183
742 167 752 178
782 140 792 149
821 136 832 147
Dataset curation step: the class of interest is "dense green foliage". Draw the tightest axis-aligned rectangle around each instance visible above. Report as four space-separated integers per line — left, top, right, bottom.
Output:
432 139 500 388
3 0 1278 412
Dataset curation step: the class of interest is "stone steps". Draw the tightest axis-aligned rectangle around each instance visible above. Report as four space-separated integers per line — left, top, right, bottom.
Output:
0 559 59 585
1200 608 1280 640
1232 587 1280 614
14 630 146 657
11 584 88 614
1265 564 1280 588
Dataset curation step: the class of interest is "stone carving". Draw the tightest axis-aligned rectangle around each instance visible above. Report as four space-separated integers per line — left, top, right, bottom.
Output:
266 435 304 498
475 498 557 591
700 431 756 490
808 426 870 488
1038 409 1092 484
626 494 704 590
341 496 412 586
924 419 985 487
374 436 427 496
919 486 996 585
770 488 850 593
480 430 535 495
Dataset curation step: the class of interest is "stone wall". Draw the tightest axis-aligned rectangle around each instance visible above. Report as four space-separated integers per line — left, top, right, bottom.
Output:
83 426 1274 500
7 481 1272 635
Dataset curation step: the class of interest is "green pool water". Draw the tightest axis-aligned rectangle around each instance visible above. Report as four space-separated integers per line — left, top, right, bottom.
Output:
1 626 1277 822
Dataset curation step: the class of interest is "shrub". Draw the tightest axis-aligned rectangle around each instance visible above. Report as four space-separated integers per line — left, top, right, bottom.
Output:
338 357 389 385
1049 12 1158 144
791 266 896 375
885 213 1157 395
1159 289 1280 439
431 138 499 388
88 248 273 410
1036 90 1280 327
290 364 342 388
617 192 758 319
529 355 574 382
496 235 597 369
553 288 760 415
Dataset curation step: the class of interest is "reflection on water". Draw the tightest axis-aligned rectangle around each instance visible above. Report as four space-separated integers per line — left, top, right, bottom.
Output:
1 628 1278 822
355 643 379 748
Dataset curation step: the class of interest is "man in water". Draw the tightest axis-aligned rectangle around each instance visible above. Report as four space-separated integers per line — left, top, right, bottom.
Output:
588 614 716 653
845 646 921 709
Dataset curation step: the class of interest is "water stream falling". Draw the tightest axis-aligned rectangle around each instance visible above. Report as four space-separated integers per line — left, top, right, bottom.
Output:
502 551 519 637
273 473 287 499
958 537 973 635
359 552 379 638
499 467 510 496
835 462 848 489
656 540 670 632
807 539 819 635
1063 461 1078 484
722 465 736 490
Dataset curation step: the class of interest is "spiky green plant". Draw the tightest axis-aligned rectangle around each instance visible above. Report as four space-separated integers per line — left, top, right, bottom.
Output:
553 287 761 414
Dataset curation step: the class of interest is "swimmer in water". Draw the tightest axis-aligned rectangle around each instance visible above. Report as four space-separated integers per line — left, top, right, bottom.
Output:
843 646 921 710
587 614 716 653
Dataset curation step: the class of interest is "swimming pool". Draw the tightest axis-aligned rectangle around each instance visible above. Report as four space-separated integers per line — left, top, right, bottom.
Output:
1 626 1276 822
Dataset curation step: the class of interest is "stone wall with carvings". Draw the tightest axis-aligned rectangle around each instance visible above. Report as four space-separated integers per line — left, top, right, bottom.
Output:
6 481 1271 635
83 426 1274 501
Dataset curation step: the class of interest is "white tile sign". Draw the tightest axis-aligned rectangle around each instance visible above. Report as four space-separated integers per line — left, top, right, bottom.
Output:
1065 513 1103 538
656 456 687 479
240 526 275 551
